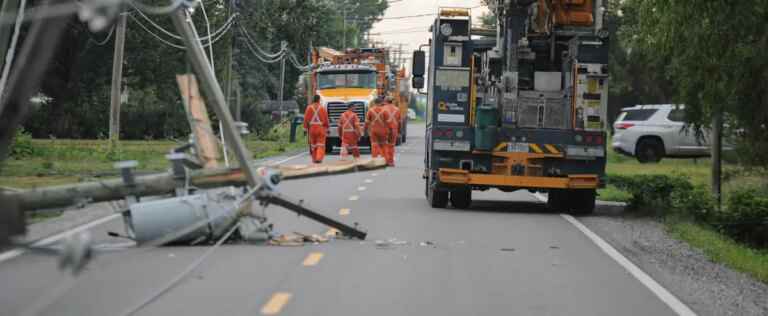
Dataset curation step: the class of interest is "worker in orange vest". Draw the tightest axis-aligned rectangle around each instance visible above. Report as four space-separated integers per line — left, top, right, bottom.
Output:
338 102 362 160
303 95 329 163
383 96 401 166
366 96 391 160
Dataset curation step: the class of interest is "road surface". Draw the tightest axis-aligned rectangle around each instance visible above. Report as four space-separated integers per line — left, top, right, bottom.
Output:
0 123 685 316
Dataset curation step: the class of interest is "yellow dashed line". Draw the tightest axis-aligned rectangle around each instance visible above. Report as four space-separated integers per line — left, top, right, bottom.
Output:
260 292 292 315
302 252 324 266
349 195 359 201
339 208 350 216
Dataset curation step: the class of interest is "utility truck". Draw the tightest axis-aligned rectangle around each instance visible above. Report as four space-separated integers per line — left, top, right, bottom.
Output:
412 2 610 214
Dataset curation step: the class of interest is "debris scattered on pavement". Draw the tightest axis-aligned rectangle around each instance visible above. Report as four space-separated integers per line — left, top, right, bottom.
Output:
419 241 435 247
267 232 330 246
500 248 515 252
549 245 560 249
375 238 408 249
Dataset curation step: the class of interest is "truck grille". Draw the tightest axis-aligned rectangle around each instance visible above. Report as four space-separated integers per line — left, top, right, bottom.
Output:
327 102 366 126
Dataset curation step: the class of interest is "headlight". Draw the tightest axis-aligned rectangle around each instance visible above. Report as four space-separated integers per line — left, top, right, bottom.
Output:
440 23 453 36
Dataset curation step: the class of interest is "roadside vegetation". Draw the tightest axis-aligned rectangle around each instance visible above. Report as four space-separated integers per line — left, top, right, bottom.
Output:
1 122 307 189
600 148 768 283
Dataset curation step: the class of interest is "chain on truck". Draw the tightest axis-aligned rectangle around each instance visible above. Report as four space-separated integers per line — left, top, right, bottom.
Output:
412 1 610 213
309 47 410 153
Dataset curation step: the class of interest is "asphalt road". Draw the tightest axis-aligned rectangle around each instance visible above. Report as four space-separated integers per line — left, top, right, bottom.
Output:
0 123 682 316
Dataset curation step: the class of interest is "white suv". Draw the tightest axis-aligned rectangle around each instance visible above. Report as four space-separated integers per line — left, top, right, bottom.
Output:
612 104 710 163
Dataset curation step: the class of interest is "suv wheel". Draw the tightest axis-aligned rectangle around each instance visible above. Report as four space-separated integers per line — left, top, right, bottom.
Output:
636 138 664 163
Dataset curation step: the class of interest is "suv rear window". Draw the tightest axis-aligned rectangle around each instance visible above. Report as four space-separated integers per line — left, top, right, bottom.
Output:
618 109 658 121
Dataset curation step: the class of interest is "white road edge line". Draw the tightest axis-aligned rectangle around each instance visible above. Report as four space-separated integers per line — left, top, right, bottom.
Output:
267 151 308 165
531 193 696 316
0 213 123 263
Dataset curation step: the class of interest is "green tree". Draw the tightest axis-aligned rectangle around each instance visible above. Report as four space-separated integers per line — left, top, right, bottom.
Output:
625 0 768 165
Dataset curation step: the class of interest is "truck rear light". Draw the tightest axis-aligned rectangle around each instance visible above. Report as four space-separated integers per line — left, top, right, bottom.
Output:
586 135 593 143
615 123 634 130
595 135 604 145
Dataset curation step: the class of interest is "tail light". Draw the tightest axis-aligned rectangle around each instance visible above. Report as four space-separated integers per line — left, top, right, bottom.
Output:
615 123 635 130
595 135 604 145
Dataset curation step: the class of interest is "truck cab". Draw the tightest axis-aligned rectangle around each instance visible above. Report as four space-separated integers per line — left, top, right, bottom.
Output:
314 64 378 152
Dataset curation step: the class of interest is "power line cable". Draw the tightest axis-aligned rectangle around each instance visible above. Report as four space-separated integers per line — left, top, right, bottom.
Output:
199 1 215 71
87 23 116 46
129 2 238 41
128 12 231 49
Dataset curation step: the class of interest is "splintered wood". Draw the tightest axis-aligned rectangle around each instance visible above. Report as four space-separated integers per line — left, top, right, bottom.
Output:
176 74 221 169
274 158 387 179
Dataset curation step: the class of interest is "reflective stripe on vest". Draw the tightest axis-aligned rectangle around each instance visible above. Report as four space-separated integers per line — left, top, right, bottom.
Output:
340 113 356 132
370 108 385 125
387 106 399 123
308 105 323 125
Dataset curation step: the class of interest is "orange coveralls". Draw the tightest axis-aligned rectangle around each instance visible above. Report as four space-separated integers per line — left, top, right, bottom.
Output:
366 105 391 159
303 102 329 163
337 109 362 160
384 102 401 166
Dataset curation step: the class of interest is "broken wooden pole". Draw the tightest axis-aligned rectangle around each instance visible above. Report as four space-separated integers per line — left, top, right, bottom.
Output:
11 158 387 211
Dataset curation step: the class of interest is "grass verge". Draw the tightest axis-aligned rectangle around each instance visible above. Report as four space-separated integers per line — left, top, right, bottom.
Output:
667 220 768 283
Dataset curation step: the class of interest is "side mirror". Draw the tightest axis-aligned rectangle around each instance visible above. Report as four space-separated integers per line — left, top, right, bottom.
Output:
411 50 426 89
412 77 425 90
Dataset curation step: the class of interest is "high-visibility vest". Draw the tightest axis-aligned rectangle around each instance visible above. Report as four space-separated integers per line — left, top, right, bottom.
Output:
339 111 357 132
369 107 387 127
386 104 400 125
307 104 323 125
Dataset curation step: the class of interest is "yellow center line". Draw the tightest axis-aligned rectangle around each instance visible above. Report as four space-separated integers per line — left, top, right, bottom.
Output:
349 195 359 201
302 252 324 266
260 292 292 315
339 208 350 216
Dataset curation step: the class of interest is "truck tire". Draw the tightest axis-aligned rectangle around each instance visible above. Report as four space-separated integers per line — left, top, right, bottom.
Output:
427 172 448 208
636 138 664 163
568 189 596 215
450 188 472 209
546 189 568 212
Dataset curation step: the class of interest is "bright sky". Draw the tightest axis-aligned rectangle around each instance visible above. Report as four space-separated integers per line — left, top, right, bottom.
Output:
368 0 490 70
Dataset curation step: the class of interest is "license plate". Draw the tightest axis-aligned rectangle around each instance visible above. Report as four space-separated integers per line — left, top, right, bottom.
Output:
433 140 470 152
507 142 529 153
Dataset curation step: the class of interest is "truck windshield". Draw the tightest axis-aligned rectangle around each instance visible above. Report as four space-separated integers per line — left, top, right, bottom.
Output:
318 72 377 89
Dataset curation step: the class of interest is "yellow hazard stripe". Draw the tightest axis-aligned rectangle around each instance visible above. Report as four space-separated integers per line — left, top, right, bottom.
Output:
494 142 508 152
529 144 544 154
544 144 560 155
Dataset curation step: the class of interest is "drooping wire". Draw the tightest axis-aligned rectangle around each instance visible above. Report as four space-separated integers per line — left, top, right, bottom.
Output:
128 12 232 49
199 0 215 71
129 2 239 42
118 222 240 316
87 23 117 46
0 0 28 104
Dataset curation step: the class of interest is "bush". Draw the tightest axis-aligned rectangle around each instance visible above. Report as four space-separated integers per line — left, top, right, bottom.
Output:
714 188 768 247
609 174 692 211
671 184 717 221
10 129 36 158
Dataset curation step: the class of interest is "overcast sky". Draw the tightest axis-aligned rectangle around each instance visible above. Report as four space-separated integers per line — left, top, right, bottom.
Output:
367 0 490 70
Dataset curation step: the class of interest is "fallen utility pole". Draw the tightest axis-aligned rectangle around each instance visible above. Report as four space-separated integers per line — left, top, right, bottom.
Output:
11 158 386 212
170 8 261 189
170 7 366 239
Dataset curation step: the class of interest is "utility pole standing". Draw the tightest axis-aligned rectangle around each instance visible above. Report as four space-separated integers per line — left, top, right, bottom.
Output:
712 107 723 206
108 13 127 149
279 54 285 117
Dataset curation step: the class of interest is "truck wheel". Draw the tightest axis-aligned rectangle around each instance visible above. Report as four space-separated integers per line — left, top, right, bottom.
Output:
546 189 568 212
568 189 596 215
427 173 448 208
450 188 472 209
636 138 664 163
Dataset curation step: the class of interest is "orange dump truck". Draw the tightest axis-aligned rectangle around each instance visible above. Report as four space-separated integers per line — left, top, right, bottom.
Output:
310 47 409 153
